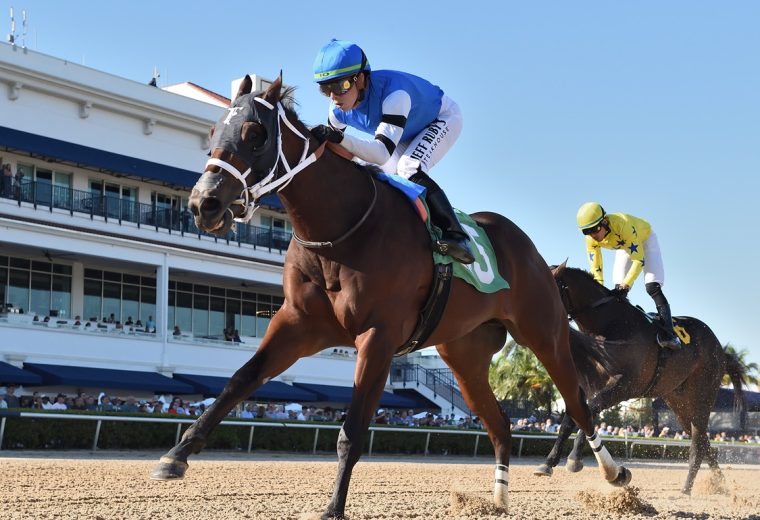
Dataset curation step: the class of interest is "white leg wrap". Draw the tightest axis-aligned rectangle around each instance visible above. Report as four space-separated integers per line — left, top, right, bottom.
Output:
587 434 618 481
493 464 509 510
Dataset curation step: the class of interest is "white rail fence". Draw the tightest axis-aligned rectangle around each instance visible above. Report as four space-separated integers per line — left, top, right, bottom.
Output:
1 412 759 462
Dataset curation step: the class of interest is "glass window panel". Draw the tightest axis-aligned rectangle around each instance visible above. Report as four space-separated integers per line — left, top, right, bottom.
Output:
226 298 240 332
209 297 225 337
256 300 272 337
141 276 156 287
30 272 51 317
210 286 225 297
175 291 192 335
51 275 71 318
226 289 240 299
9 258 29 269
103 271 121 282
83 279 102 321
123 274 140 285
84 268 102 279
7 269 29 313
122 284 139 324
102 281 121 322
193 284 209 294
54 171 71 188
176 281 192 292
52 264 72 275
32 261 51 272
0 267 7 306
0 256 8 266
241 300 256 337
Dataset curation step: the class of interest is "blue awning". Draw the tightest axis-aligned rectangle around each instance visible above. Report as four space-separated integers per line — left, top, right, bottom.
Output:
0 125 283 209
0 361 42 386
174 373 317 401
24 363 194 394
293 383 419 408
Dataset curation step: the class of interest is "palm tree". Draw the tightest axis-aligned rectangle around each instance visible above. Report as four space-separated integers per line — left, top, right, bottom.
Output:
722 343 760 388
489 338 557 412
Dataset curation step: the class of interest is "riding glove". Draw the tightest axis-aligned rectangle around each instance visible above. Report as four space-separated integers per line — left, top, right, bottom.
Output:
611 285 630 298
311 125 344 144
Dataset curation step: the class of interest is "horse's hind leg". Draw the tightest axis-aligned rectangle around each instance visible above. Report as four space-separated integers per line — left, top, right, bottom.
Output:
665 385 718 495
436 323 511 510
534 414 577 476
151 308 327 480
530 332 631 487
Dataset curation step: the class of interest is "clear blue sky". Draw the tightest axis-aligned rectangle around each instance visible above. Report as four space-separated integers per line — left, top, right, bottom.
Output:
5 2 759 365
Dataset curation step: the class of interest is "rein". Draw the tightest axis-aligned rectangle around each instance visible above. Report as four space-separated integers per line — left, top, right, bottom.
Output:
556 278 618 321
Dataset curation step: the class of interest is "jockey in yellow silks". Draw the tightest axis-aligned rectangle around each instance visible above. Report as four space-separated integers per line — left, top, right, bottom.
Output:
576 202 681 349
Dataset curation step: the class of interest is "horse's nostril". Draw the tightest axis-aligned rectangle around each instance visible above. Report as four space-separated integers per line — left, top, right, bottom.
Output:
199 198 221 216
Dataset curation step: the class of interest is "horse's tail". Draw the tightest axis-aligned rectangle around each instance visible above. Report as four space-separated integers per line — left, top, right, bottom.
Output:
723 346 748 430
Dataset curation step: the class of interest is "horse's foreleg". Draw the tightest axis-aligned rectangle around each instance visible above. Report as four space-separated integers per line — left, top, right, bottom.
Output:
534 414 575 476
565 428 586 473
151 311 324 481
437 327 511 511
323 330 395 520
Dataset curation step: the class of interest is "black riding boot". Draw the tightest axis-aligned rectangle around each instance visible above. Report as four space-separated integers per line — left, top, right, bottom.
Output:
656 304 682 350
410 172 475 264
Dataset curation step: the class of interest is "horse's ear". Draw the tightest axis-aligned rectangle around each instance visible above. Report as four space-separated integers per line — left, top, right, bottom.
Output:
235 75 253 100
263 72 283 103
551 259 568 279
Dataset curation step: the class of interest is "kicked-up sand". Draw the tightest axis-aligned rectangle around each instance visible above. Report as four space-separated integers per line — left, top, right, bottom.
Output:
0 451 759 519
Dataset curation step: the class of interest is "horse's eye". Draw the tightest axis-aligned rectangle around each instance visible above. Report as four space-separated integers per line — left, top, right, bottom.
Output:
241 122 267 150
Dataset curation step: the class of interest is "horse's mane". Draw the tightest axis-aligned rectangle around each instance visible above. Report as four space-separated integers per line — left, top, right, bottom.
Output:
565 266 610 292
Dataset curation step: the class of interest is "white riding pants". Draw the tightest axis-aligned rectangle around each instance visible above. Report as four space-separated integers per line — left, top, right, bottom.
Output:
612 231 665 286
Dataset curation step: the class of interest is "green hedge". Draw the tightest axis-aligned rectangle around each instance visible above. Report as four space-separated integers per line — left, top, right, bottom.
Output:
0 411 698 460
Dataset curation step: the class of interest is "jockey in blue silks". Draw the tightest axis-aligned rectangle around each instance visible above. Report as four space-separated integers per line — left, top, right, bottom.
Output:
311 39 474 264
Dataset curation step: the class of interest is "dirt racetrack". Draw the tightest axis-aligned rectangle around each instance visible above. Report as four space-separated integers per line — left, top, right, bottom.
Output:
1 451 759 519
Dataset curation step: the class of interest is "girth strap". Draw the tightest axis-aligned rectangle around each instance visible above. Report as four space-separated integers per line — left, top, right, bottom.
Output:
396 263 453 356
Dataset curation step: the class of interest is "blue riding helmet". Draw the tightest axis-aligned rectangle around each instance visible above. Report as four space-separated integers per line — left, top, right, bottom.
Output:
313 39 371 83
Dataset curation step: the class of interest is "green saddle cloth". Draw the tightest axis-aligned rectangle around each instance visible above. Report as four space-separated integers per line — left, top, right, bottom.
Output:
427 206 509 293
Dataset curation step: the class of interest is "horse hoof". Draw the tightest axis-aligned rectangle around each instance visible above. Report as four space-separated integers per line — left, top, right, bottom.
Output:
320 511 344 520
610 466 632 487
533 464 553 477
565 458 584 473
150 458 188 481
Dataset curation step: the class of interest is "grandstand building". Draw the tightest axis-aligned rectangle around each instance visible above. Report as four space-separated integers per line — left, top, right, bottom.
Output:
0 42 463 414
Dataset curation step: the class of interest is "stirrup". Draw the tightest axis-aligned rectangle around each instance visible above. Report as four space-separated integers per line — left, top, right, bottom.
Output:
436 238 475 264
657 332 682 350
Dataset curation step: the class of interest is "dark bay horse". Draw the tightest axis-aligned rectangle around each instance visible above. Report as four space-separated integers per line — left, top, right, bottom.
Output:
534 263 746 494
149 75 630 518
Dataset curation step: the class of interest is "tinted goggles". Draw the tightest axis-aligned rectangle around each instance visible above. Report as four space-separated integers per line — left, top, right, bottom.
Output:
319 75 357 96
582 224 603 235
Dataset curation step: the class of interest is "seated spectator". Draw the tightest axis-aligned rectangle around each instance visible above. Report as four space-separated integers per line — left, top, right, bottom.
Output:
98 395 115 412
71 396 87 411
173 325 182 336
51 394 68 410
135 319 143 327
125 316 134 326
40 394 54 410
372 409 388 424
232 329 242 342
3 384 20 409
120 396 139 413
223 328 233 341
108 313 116 324
543 418 559 433
187 404 200 416
240 403 256 419
85 396 98 411
152 401 164 414
146 315 156 333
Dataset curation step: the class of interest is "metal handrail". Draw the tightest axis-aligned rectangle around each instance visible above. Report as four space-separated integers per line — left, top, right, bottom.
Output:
391 363 470 415
2 180 292 252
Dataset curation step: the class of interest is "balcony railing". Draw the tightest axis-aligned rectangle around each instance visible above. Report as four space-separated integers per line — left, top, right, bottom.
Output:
391 362 471 416
1 180 292 252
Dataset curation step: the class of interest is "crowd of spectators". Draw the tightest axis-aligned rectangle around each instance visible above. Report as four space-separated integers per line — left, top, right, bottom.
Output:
1 384 758 441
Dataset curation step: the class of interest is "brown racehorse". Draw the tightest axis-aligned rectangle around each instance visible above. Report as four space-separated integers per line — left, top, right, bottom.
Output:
150 75 630 518
534 263 746 495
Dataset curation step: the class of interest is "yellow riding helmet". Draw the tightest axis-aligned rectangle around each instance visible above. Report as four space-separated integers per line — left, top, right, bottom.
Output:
576 202 606 230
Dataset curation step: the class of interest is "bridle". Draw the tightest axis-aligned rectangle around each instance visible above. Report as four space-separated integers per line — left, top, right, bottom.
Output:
202 95 377 249
204 96 325 224
555 277 618 321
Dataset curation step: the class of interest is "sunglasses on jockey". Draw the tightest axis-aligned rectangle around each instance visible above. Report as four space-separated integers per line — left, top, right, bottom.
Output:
318 75 358 96
582 224 603 236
